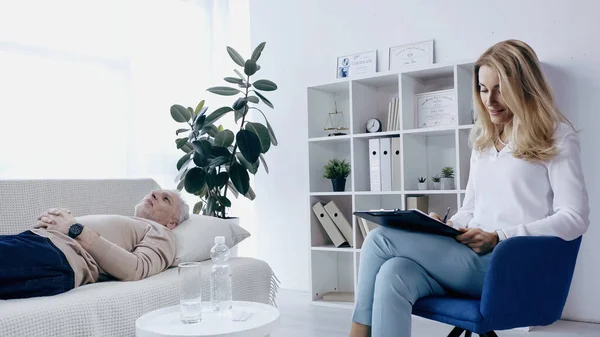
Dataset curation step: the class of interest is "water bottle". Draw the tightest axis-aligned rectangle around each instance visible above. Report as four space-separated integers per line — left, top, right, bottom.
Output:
210 236 232 313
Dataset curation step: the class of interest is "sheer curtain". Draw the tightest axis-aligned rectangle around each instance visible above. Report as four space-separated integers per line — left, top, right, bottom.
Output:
0 0 255 253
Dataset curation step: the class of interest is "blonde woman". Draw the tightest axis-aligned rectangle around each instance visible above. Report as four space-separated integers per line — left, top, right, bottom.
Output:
350 39 590 337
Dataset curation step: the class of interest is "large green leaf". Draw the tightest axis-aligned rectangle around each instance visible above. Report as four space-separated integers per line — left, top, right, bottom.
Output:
251 42 266 62
229 162 250 195
232 98 248 111
193 201 203 215
254 90 274 109
224 77 243 84
234 69 245 80
247 96 259 104
244 185 256 200
214 130 234 147
171 104 192 123
234 107 246 124
226 46 245 67
176 128 190 136
176 137 189 149
205 106 233 124
245 122 271 153
176 179 185 192
205 170 217 189
236 129 261 163
209 156 230 168
255 109 278 145
259 153 269 174
177 152 192 171
192 140 211 158
244 59 258 76
184 167 206 194
236 152 259 175
211 146 231 159
207 86 242 96
194 100 205 114
180 142 193 153
193 152 208 167
253 80 277 91
218 196 232 208
216 172 229 188
201 124 219 138
193 115 206 132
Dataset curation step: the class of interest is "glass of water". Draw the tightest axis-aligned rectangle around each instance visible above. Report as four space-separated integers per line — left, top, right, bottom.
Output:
178 262 203 324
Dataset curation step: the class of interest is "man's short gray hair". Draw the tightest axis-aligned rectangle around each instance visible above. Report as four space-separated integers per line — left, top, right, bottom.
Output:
172 190 190 225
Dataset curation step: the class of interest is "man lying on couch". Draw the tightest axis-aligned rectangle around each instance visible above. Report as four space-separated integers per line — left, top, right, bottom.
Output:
0 189 189 300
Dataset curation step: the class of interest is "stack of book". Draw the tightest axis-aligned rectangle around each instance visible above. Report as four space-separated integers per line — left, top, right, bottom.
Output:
386 97 400 131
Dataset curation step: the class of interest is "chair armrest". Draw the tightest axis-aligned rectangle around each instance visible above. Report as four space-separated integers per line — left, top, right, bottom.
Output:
480 236 582 327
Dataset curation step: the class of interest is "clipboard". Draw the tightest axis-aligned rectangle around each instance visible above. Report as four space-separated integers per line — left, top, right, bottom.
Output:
353 209 460 237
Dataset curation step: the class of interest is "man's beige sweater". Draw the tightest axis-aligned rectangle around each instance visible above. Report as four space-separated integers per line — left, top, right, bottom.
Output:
32 215 177 287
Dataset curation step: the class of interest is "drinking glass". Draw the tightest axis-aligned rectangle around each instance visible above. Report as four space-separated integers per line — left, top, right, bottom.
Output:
178 262 203 324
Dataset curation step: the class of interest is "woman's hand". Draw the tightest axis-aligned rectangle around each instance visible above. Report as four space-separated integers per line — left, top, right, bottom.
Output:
429 212 453 227
456 228 499 254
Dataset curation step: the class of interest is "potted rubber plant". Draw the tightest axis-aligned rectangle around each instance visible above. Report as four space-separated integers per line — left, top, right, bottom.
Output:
441 167 455 190
170 42 278 218
323 159 351 192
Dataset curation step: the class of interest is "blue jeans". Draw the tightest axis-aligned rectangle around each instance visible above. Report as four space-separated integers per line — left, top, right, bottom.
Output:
352 226 492 337
0 231 74 299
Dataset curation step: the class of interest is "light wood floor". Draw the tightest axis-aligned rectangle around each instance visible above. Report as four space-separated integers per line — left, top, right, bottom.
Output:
271 289 600 337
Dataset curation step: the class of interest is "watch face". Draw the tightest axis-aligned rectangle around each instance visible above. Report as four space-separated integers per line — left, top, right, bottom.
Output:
69 223 83 237
366 118 381 133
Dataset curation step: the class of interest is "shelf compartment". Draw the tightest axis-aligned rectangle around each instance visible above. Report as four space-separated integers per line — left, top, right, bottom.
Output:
308 82 351 139
310 250 355 304
352 75 400 134
310 195 353 248
455 62 476 126
403 132 457 191
309 140 351 193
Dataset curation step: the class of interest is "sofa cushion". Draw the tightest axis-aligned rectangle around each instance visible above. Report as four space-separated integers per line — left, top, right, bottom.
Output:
172 214 250 266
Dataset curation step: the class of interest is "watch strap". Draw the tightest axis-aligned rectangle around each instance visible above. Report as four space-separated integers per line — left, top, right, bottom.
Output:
495 229 507 242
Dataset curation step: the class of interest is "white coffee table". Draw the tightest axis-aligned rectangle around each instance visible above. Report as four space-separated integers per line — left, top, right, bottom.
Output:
135 301 280 337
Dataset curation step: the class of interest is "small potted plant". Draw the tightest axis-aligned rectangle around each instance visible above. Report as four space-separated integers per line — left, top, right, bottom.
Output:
417 176 427 190
324 159 351 192
441 167 455 190
432 175 441 190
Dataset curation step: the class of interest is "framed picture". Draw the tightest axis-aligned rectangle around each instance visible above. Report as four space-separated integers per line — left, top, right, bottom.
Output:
336 51 377 79
414 89 457 128
389 40 434 71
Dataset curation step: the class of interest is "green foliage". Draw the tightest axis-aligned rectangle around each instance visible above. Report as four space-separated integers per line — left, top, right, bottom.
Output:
441 167 454 178
170 42 278 218
432 174 441 183
323 159 351 179
418 176 427 183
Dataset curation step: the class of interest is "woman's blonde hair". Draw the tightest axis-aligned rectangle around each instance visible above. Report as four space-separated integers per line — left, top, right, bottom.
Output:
470 39 573 161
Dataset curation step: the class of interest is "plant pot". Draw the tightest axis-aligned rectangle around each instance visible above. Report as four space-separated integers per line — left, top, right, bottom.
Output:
432 182 441 190
417 182 427 190
331 178 346 192
441 177 455 190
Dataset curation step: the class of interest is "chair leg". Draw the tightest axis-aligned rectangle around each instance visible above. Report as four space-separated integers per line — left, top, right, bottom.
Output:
478 332 497 337
447 327 465 337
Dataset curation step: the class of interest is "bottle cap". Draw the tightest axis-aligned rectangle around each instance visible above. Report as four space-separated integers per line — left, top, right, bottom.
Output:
215 236 225 245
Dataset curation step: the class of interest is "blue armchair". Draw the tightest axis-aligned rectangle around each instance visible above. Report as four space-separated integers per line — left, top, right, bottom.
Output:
412 236 583 337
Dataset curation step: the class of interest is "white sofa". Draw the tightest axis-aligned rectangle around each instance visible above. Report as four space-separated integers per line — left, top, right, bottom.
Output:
0 179 278 337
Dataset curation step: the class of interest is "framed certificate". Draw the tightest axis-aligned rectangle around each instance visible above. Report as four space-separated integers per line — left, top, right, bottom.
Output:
389 40 434 71
336 51 377 79
414 89 457 128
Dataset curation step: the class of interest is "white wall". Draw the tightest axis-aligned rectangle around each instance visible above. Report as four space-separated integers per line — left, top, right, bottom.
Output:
248 0 600 322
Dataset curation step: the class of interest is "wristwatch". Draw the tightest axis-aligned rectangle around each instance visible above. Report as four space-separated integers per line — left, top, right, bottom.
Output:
68 223 84 239
495 229 507 242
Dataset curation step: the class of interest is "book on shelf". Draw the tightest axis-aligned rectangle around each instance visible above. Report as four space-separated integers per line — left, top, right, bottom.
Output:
312 202 349 248
323 200 354 247
386 97 399 131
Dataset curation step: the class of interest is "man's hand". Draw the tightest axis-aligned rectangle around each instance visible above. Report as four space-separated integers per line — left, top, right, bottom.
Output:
37 209 76 235
429 212 453 227
456 228 499 254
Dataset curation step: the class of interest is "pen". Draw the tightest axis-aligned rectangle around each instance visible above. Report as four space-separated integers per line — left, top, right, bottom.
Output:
442 207 451 223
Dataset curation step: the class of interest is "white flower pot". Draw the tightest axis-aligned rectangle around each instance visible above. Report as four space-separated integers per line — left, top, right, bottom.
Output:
417 182 427 190
441 177 455 190
432 182 441 190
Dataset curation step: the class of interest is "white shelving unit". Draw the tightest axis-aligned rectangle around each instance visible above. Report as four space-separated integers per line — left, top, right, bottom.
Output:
307 59 477 309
